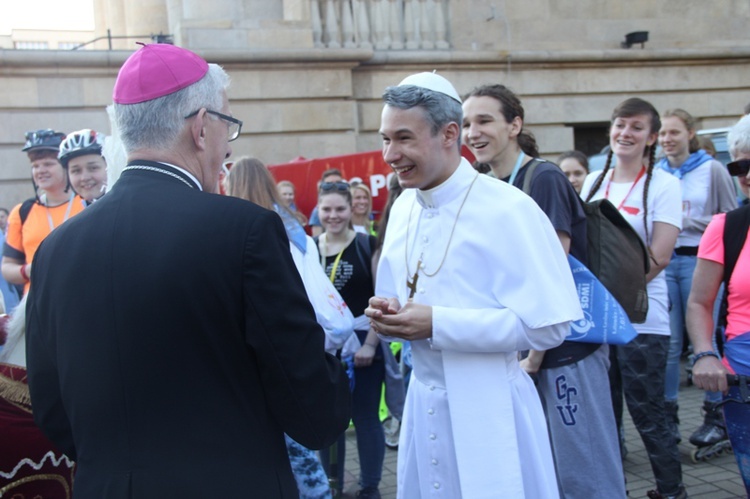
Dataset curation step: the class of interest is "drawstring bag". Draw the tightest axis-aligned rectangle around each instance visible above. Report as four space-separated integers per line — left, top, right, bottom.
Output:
566 255 638 345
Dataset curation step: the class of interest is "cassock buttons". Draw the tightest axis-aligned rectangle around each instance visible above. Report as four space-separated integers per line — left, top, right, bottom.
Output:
429 433 436 440
429 385 435 391
428 408 434 415
432 458 438 465
434 482 441 489
419 288 425 294
422 236 429 243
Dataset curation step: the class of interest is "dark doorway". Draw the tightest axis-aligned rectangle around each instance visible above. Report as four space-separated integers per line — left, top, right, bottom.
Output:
571 124 609 156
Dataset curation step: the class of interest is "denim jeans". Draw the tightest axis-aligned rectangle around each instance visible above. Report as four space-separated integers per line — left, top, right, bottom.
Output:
320 334 385 491
723 387 750 496
665 254 722 403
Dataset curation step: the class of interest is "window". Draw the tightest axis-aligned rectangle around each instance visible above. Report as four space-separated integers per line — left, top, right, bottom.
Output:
14 41 49 50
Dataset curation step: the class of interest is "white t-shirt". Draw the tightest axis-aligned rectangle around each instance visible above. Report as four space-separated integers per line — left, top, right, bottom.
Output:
581 167 682 335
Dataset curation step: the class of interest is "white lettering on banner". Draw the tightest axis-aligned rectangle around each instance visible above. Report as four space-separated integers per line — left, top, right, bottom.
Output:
370 174 387 197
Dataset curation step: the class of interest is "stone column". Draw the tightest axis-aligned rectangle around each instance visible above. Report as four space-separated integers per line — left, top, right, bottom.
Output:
123 0 169 42
92 0 127 49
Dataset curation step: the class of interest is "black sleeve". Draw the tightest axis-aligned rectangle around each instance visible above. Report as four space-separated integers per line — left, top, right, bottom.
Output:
26 279 77 460
241 210 351 450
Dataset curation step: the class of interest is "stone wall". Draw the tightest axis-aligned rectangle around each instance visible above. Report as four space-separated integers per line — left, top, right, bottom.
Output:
0 0 748 207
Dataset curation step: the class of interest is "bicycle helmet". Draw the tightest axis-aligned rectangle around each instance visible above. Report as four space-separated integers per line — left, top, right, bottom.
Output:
58 129 104 168
22 129 66 152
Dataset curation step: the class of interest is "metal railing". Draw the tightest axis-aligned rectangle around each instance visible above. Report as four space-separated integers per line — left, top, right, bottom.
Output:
71 30 173 50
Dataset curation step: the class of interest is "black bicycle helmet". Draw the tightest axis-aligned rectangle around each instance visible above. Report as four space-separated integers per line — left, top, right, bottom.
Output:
22 129 66 152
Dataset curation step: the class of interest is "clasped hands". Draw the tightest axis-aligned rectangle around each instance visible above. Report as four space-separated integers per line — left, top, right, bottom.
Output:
365 296 432 341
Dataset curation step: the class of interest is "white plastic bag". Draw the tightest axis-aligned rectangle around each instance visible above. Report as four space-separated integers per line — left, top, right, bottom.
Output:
294 236 355 352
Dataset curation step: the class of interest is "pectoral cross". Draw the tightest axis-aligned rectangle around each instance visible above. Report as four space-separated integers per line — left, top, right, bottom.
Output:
406 259 421 301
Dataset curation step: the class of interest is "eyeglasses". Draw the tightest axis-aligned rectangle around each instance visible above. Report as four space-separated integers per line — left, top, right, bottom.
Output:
727 159 750 177
319 181 350 192
184 109 243 142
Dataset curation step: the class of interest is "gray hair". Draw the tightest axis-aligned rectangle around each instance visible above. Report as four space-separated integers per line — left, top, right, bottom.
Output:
114 64 230 153
382 85 463 147
728 114 750 160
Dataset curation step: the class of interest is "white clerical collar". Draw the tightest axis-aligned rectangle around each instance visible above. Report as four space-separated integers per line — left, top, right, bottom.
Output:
161 162 203 191
416 158 475 209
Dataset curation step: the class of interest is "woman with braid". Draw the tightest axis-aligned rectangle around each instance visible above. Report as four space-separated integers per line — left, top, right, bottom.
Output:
581 98 685 499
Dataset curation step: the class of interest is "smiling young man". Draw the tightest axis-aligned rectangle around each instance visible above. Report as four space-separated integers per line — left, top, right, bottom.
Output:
367 72 582 498
1 129 86 293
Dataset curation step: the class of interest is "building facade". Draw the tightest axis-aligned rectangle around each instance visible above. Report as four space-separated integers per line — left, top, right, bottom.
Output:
0 0 748 206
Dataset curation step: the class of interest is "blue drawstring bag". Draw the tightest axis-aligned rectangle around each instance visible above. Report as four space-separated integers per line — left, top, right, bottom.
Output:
566 255 639 345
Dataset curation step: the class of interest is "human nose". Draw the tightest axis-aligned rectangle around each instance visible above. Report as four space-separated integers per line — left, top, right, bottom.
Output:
383 142 400 165
465 122 480 140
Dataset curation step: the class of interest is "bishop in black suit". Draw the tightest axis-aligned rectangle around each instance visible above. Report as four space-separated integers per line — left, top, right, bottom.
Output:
25 43 351 498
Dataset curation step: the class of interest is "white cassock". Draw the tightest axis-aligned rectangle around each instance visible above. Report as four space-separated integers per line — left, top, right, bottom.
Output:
376 158 582 499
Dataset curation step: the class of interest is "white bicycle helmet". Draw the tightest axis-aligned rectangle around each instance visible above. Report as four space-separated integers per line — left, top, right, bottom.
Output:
58 129 104 168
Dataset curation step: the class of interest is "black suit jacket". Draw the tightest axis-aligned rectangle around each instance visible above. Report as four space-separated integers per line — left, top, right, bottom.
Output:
26 162 351 498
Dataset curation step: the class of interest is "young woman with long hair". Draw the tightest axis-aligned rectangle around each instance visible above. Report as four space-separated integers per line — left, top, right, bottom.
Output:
581 98 685 499
316 184 385 499
225 157 353 499
350 182 376 236
658 109 737 446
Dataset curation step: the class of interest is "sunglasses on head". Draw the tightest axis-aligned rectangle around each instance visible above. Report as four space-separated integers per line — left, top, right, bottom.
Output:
319 181 350 192
727 159 750 177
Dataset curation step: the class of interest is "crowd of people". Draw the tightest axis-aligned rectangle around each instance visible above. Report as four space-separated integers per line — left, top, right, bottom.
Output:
0 42 749 499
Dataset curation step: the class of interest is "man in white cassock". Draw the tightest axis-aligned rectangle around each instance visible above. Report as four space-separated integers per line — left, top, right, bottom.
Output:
365 72 583 499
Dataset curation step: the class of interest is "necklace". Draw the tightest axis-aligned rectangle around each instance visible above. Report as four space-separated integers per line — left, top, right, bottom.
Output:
404 173 479 300
42 192 75 231
123 165 195 189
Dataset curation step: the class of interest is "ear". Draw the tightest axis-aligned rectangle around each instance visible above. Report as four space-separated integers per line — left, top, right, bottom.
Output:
190 108 208 151
443 122 460 148
646 131 658 147
509 116 523 139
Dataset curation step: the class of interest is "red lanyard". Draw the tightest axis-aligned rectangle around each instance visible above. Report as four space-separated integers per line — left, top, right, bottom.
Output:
604 167 646 211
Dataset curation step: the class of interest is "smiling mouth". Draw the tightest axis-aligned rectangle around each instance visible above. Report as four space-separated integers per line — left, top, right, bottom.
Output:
392 165 415 174
470 141 488 151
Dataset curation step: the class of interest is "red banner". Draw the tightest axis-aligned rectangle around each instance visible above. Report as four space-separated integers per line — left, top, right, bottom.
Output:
267 147 476 221
267 150 393 219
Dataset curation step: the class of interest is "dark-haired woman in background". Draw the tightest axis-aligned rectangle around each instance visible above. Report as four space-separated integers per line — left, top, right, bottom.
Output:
558 150 589 195
225 157 354 499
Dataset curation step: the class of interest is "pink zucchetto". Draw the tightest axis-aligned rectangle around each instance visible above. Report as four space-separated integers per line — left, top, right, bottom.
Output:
113 43 209 105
